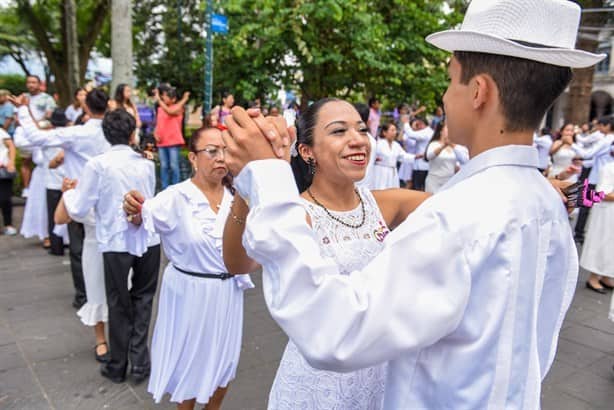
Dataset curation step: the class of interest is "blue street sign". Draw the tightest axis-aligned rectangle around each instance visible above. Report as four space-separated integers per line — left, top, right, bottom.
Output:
212 14 228 34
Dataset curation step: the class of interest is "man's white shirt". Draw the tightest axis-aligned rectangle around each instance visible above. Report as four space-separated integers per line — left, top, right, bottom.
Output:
234 145 577 409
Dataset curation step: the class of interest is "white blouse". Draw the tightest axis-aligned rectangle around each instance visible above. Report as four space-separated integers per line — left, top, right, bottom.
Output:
374 139 414 168
140 180 253 289
426 142 469 178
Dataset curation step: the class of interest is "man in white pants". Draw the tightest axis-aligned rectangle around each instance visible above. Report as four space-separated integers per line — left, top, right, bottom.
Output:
222 1 605 408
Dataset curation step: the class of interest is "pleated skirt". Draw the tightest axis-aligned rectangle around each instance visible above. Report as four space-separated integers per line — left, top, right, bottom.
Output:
148 264 244 405
20 166 47 240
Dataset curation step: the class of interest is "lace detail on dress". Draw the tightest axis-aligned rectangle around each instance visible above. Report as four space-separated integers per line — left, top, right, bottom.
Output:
268 186 390 410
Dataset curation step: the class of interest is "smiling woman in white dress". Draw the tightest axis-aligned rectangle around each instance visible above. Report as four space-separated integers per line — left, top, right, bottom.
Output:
424 121 469 193
372 123 416 190
223 99 430 410
123 127 253 410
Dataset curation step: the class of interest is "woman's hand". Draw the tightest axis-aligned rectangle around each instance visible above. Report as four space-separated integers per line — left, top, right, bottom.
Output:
61 177 77 193
6 162 15 173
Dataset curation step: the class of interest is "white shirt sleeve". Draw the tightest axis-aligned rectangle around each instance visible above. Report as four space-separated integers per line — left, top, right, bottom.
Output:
17 106 71 148
235 160 471 372
453 145 470 164
575 131 602 146
393 141 415 164
141 190 179 235
404 127 431 143
571 138 609 159
62 160 100 221
426 141 439 161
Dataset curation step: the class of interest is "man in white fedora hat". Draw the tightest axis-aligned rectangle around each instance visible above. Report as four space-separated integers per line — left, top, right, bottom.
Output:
220 0 606 408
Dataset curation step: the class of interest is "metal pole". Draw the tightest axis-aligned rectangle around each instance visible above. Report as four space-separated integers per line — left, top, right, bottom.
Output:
203 0 213 115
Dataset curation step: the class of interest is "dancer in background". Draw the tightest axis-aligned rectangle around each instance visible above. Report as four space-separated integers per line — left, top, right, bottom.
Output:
424 121 469 193
372 123 416 190
124 127 253 410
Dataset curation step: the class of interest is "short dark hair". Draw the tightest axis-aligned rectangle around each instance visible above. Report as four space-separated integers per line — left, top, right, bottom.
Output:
26 75 41 83
597 116 612 127
102 109 136 145
540 127 551 136
353 103 369 123
454 51 573 132
368 97 379 108
86 89 109 115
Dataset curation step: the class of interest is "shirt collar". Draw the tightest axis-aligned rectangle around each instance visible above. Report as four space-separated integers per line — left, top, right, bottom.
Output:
179 179 232 208
441 145 539 192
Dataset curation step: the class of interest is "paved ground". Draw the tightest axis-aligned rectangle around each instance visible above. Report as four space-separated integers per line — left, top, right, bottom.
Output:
1 204 613 409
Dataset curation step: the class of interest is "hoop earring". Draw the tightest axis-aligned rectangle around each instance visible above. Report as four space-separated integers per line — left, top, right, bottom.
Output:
307 158 316 176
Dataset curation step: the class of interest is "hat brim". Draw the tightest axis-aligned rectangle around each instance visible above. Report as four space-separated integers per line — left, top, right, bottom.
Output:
426 30 606 69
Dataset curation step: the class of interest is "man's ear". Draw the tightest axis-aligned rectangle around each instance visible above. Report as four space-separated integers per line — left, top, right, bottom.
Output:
471 74 498 111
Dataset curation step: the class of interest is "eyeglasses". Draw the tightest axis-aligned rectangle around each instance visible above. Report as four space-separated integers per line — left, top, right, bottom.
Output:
194 145 226 159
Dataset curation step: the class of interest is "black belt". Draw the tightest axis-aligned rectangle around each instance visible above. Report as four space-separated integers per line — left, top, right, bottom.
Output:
173 265 233 280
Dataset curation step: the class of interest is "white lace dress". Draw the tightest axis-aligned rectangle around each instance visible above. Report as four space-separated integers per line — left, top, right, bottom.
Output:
268 186 390 410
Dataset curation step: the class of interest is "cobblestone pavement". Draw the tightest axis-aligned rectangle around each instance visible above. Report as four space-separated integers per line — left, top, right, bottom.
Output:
1 205 613 409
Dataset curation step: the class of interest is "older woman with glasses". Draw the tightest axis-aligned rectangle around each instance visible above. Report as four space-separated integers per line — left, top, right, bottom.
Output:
123 127 253 410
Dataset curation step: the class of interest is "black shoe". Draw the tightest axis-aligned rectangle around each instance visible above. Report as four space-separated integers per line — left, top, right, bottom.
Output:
48 250 64 256
586 281 607 294
100 365 126 384
599 279 614 290
130 366 150 385
95 342 110 363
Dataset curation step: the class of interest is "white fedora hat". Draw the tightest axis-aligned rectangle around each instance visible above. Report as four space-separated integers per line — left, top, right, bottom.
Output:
426 0 606 68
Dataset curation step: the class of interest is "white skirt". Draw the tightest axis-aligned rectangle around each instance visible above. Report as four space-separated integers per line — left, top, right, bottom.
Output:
372 165 400 190
268 341 386 410
77 224 107 326
20 166 48 240
580 202 614 278
148 264 245 405
398 162 413 182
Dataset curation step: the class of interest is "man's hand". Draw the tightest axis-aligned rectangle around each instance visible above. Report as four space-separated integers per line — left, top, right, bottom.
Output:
223 107 291 176
123 190 144 215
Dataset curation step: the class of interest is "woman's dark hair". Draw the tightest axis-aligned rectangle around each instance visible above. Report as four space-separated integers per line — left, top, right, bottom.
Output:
424 120 446 162
290 97 339 192
353 103 369 123
220 91 233 107
378 122 396 140
102 109 136 145
72 87 85 106
454 51 573 132
113 83 134 109
190 127 234 194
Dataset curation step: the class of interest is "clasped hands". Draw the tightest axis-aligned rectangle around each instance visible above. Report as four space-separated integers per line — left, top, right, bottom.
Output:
221 107 297 176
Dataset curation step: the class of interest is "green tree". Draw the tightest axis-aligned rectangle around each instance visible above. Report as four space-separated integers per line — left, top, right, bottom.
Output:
9 0 110 105
133 0 206 100
134 0 464 110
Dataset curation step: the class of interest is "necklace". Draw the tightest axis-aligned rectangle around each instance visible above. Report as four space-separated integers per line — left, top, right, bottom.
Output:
307 188 366 229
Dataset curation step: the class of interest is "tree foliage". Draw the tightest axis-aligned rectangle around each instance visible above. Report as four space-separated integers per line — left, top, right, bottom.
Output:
0 0 111 105
134 0 465 110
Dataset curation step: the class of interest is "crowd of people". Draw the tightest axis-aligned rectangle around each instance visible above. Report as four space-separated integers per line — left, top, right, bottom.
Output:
0 0 613 409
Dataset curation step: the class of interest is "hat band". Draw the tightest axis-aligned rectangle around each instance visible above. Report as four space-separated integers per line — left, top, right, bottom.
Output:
508 39 558 50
